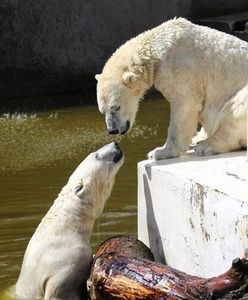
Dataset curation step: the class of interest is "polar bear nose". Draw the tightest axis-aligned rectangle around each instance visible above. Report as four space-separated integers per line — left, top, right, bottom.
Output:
109 141 121 152
106 118 119 134
95 142 123 164
112 141 121 151
108 129 119 134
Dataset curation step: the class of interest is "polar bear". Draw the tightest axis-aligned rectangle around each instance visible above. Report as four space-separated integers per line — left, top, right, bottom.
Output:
95 18 248 160
15 142 124 300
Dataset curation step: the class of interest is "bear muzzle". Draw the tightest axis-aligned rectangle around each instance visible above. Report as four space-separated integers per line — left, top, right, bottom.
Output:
96 142 124 163
107 121 130 135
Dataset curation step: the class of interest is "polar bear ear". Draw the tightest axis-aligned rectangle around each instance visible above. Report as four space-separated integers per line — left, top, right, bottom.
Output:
122 72 137 86
95 74 101 81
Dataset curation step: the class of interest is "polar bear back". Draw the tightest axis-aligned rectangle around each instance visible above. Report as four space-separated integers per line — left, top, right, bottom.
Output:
150 19 248 104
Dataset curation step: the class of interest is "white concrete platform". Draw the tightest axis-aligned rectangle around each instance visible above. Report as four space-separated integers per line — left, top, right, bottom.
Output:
138 151 248 277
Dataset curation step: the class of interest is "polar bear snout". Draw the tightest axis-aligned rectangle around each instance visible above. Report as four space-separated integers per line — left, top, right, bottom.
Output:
96 142 124 164
107 120 130 135
107 121 130 135
106 112 130 135
113 144 124 163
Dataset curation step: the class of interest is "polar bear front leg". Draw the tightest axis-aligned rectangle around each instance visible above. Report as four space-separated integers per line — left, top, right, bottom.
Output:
147 135 181 160
148 100 200 160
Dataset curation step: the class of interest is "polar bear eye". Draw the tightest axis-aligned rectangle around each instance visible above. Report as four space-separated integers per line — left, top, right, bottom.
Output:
75 184 83 194
110 105 120 112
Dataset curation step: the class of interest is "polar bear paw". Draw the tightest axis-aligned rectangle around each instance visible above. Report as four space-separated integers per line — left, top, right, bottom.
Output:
147 147 178 160
190 127 208 149
194 139 219 156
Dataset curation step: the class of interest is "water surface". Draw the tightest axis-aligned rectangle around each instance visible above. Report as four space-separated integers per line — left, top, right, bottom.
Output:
0 98 169 297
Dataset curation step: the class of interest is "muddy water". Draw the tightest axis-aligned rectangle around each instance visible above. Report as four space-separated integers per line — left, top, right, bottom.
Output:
0 98 169 297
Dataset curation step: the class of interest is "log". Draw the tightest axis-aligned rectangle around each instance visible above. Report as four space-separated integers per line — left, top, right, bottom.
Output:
93 236 154 261
87 236 248 300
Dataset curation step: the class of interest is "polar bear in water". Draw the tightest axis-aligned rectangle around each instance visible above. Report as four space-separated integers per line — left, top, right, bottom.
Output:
15 142 124 300
95 18 248 160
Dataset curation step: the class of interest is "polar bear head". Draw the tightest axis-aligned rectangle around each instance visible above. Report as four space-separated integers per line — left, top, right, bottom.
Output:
59 141 124 219
95 71 143 135
95 40 151 135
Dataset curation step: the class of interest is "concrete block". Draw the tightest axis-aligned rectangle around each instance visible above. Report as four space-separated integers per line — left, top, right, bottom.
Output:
138 151 248 277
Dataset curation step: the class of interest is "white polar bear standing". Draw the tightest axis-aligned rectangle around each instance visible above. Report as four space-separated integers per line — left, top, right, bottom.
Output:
96 18 248 160
15 142 124 300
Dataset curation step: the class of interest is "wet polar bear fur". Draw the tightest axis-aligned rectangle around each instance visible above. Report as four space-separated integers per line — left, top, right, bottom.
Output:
96 18 248 160
15 142 124 300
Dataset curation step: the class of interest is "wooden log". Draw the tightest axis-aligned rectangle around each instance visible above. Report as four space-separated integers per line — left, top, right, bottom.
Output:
93 236 154 261
87 236 248 300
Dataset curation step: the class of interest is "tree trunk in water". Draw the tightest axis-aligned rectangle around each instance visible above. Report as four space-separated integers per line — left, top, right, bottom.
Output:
87 236 248 300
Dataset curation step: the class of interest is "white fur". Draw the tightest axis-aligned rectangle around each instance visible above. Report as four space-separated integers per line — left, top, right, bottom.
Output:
96 18 248 159
15 143 123 300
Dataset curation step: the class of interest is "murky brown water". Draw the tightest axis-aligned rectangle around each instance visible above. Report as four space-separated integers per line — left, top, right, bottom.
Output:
0 97 169 298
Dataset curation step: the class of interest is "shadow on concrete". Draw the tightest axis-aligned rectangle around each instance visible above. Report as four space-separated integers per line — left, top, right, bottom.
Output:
143 174 166 264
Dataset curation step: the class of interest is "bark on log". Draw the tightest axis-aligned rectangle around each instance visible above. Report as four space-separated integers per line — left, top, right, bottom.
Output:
87 236 248 300
93 236 154 261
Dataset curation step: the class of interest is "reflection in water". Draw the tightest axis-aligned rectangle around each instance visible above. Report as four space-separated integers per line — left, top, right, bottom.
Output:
0 98 169 297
